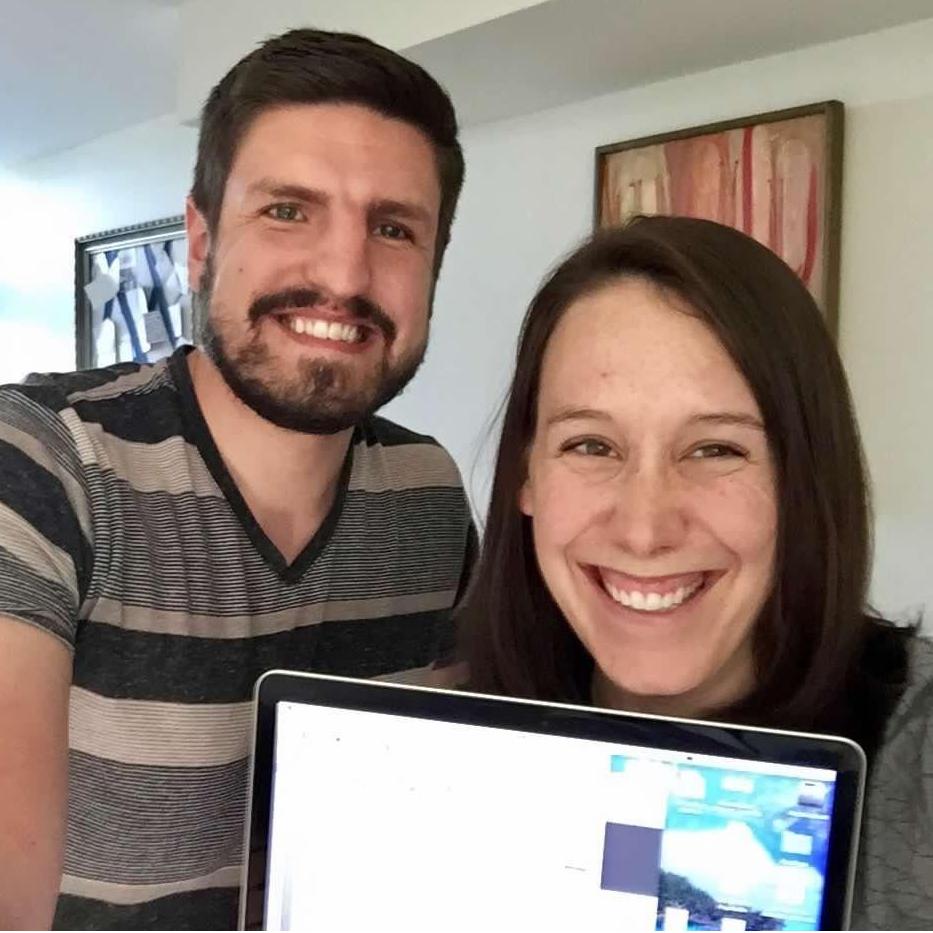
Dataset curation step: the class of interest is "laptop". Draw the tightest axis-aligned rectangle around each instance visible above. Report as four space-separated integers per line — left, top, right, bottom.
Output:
240 670 865 932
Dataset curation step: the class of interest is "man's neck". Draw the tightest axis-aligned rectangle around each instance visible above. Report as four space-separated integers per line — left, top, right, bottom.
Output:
186 349 354 564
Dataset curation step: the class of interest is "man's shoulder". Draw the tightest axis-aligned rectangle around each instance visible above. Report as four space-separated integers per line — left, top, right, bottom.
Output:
2 355 184 451
360 415 446 449
354 416 468 498
4 358 168 416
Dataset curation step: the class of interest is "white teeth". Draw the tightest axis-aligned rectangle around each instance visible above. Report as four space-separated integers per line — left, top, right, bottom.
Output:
603 579 703 613
286 317 361 344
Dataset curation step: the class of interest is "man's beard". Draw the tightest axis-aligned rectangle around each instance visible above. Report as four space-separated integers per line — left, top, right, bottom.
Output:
194 255 427 435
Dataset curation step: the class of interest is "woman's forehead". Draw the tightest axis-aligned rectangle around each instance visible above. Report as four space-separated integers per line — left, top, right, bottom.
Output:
538 279 759 418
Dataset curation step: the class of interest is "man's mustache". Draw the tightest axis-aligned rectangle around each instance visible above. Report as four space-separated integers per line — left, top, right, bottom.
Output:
247 287 396 341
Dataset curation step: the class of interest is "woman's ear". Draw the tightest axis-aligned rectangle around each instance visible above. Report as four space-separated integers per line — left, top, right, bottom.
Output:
518 476 533 517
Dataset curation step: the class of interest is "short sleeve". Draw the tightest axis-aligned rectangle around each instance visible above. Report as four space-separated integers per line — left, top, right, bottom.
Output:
0 386 93 649
430 510 477 686
452 518 479 611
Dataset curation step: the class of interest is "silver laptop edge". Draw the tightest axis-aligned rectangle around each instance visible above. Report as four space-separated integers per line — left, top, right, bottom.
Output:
239 668 867 930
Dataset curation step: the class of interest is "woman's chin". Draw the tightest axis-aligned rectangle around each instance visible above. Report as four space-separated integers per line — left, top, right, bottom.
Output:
593 663 711 716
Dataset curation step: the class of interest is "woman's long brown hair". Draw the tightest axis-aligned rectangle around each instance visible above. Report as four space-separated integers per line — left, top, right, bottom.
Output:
465 215 871 734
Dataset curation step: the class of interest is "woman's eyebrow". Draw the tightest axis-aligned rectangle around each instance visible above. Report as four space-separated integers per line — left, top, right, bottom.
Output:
544 406 613 428
687 412 765 431
544 408 765 432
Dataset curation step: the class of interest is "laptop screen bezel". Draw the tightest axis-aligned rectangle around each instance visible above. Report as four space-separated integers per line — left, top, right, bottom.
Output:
240 670 865 931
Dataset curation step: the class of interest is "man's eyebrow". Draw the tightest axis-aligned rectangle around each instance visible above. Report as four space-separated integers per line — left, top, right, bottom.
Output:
687 412 765 430
368 198 434 228
245 179 329 204
242 183 433 227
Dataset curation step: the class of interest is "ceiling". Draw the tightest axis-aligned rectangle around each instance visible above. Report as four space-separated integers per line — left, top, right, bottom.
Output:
0 0 179 167
2 0 932 169
405 0 933 127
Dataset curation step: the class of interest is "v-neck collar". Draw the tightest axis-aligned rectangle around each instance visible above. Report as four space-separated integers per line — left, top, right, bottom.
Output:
168 347 355 584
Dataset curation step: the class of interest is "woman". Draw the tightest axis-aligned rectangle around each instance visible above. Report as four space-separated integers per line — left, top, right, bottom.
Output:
465 215 932 930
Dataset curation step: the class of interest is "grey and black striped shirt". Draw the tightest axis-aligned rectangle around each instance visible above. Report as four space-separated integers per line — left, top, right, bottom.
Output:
0 348 475 930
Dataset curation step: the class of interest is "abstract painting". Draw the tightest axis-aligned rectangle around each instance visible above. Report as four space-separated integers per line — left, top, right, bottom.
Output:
595 102 844 331
75 216 192 370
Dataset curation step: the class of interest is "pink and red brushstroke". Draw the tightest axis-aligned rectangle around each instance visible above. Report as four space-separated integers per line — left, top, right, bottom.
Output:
600 114 827 301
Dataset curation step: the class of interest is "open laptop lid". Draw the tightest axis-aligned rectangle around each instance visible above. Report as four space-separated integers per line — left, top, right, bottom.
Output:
241 671 865 932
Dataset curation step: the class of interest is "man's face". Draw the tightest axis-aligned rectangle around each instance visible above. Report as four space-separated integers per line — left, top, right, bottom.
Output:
187 103 442 433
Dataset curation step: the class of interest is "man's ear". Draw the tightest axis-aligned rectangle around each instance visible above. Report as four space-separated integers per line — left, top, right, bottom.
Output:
186 196 211 293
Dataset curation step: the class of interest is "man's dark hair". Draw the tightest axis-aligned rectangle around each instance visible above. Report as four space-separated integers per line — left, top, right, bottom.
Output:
191 28 464 274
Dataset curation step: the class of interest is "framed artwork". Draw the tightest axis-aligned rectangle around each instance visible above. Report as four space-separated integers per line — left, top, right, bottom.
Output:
595 101 844 332
75 216 193 370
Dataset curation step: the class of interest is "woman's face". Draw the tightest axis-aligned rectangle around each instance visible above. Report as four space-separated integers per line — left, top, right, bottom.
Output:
520 277 778 717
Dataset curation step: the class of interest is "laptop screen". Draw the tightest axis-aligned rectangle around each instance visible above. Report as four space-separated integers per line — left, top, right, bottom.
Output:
262 699 838 932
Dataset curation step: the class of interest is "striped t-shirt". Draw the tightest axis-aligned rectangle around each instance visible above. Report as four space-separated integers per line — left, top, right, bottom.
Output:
0 348 475 930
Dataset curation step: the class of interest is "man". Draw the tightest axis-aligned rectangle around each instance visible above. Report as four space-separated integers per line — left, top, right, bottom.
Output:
0 29 474 930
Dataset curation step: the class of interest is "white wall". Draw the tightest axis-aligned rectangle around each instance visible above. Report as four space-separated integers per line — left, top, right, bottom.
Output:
382 19 933 622
2 16 930 622
842 95 933 622
0 115 196 381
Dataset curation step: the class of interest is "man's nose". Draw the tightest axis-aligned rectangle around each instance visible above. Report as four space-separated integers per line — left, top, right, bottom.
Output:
304 213 372 302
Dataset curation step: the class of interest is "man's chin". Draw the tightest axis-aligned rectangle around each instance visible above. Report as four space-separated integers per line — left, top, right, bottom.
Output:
231 384 378 435
261 407 367 436
201 322 425 434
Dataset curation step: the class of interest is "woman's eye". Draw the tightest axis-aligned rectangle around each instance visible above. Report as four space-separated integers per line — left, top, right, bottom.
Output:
565 438 614 458
687 443 745 460
375 222 411 241
266 204 303 222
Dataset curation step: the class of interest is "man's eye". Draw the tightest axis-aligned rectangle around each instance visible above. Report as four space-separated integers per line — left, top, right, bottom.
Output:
687 443 744 460
375 222 411 241
564 438 614 458
266 204 304 222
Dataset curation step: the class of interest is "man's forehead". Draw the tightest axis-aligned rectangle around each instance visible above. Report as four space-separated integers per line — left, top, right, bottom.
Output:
225 104 441 212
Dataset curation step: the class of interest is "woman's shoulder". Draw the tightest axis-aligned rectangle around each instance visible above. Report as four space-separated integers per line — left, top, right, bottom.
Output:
853 624 933 929
853 620 933 756
907 629 933 685
881 626 933 733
